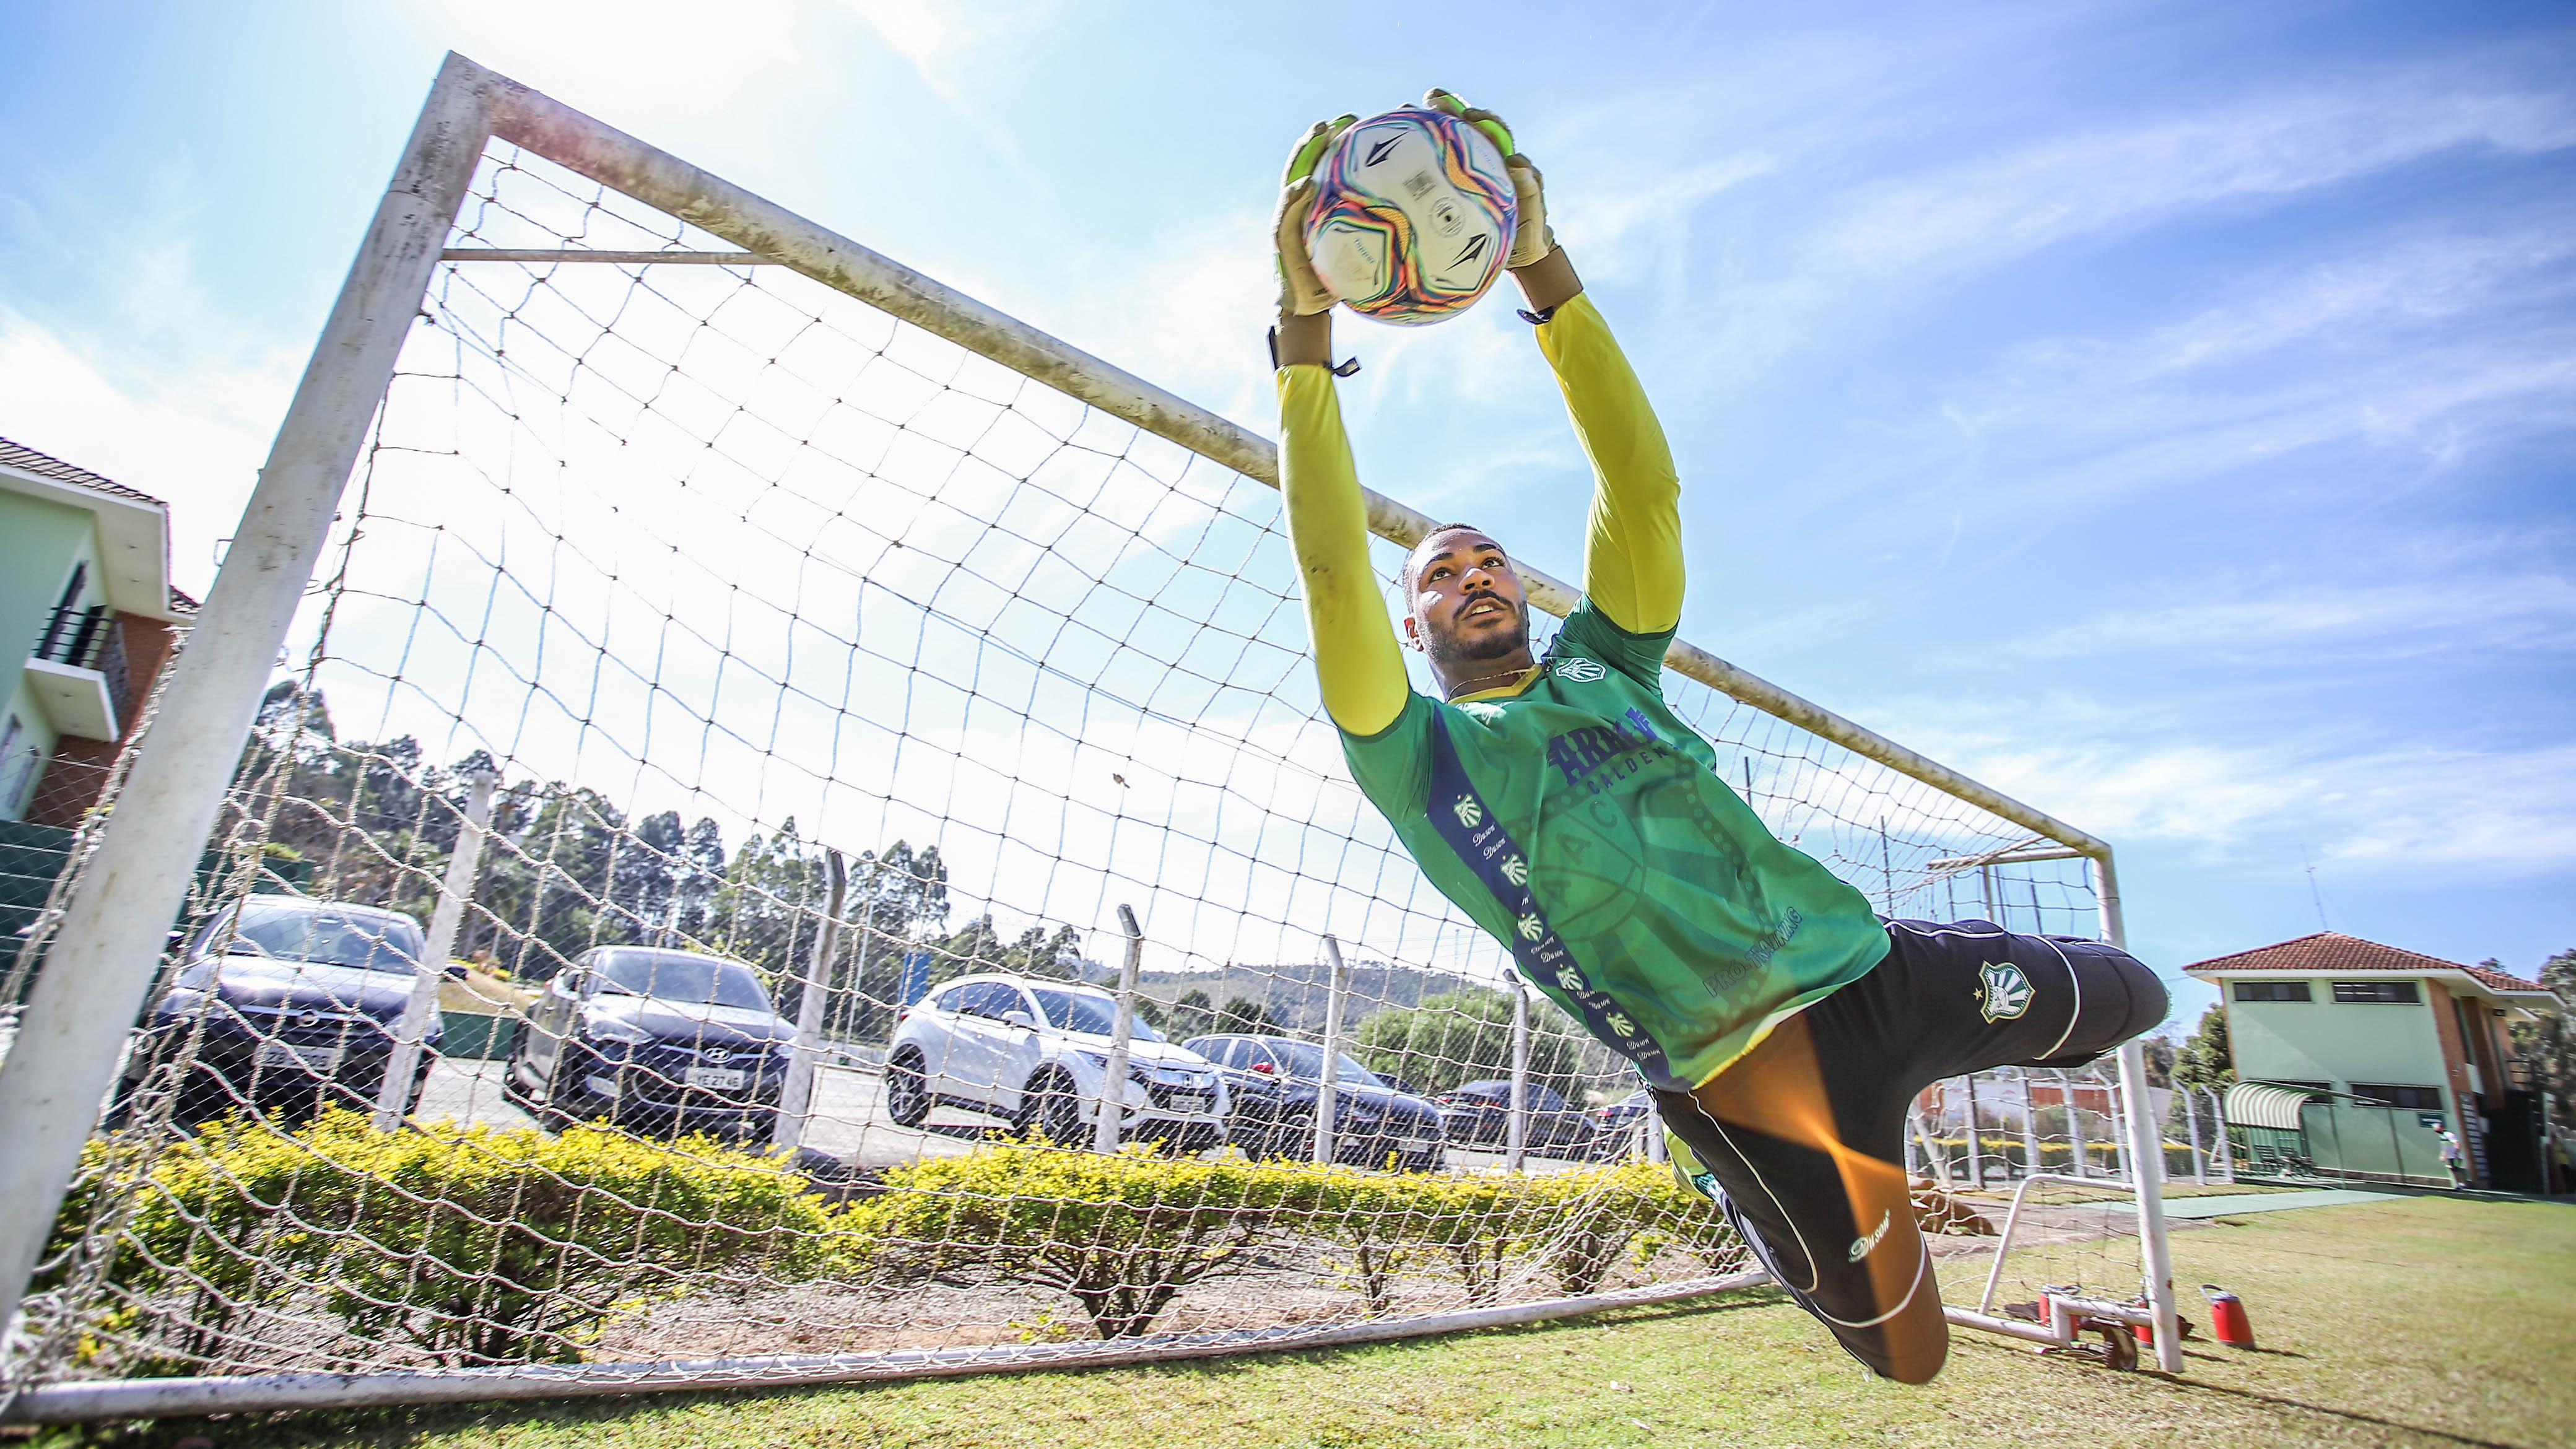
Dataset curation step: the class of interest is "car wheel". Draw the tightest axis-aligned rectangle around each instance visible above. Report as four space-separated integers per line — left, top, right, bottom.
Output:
1019 1070 1086 1146
1266 1111 1314 1162
885 1050 931 1129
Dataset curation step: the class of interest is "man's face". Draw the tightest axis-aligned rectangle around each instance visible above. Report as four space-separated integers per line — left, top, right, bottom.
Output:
1404 529 1530 668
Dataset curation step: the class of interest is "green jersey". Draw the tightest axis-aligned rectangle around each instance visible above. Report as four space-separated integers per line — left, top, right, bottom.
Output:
1340 601 1889 1089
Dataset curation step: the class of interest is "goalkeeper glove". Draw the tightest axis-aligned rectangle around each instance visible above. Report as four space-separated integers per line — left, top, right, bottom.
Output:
1275 114 1357 320
1422 89 1556 269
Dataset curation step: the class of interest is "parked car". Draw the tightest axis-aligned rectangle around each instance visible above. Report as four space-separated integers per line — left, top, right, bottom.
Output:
1434 1079 1598 1157
1586 1089 1655 1160
506 946 793 1139
1186 1033 1446 1173
887 975 1228 1152
117 894 439 1126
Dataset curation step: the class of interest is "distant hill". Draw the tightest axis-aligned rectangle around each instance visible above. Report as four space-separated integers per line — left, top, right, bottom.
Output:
1133 959 1484 1034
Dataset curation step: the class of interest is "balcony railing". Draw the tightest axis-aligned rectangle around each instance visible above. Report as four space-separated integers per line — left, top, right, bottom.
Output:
29 604 129 726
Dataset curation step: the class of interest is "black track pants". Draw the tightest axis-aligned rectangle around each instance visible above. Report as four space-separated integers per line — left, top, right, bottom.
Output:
1651 919 2167 1383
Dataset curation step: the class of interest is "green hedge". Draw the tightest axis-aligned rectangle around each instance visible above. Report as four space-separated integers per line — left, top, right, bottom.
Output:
49 1121 1741 1367
46 1110 840 1368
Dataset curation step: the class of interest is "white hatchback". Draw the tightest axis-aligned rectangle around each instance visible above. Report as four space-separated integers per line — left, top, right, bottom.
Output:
886 974 1229 1151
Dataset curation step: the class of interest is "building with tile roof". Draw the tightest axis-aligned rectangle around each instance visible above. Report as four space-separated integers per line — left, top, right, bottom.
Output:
1 435 194 839
2183 933 2560 1190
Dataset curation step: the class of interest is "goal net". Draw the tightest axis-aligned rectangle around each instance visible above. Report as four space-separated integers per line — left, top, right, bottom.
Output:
0 60 2147 1417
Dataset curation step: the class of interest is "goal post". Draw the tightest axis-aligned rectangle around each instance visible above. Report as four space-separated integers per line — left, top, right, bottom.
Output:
0 51 2177 1417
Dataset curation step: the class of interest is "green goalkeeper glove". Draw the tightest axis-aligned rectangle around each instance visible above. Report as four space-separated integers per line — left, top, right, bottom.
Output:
1275 114 1357 320
1422 89 1556 269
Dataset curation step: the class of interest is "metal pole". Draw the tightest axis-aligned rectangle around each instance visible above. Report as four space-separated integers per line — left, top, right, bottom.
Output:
1505 984 1530 1173
770 849 846 1153
1913 1108 1951 1191
1312 935 1348 1167
2019 1068 2043 1184
1964 1073 1982 1188
2109 1073 2135 1183
0 53 497 1342
2094 851 2180 1374
2062 1068 2089 1180
1645 1096 1667 1164
1092 905 1142 1155
2209 1087 2235 1183
373 768 495 1128
2183 1081 2206 1185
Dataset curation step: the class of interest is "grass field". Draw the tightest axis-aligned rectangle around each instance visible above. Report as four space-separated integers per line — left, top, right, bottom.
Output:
18 1191 2572 1448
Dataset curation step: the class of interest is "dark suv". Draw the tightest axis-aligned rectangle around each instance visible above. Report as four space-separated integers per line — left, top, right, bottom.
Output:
118 895 438 1126
1434 1079 1598 1157
506 946 794 1138
1186 1033 1445 1172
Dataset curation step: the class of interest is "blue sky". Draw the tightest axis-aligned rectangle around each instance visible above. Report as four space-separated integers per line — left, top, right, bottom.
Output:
3 1 2570 1025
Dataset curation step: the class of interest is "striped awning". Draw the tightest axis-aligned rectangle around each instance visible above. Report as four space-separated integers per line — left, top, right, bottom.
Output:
2226 1081 2326 1131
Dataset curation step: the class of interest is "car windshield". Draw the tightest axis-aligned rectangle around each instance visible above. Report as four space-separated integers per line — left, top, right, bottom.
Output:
1028 986 1165 1042
593 949 772 1010
1273 1042 1384 1087
226 900 424 973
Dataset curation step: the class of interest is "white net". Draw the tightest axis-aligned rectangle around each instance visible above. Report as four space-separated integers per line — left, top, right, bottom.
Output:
9 136 2113 1395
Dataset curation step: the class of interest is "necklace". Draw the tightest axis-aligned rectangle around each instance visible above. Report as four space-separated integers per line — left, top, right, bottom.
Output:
1443 663 1536 700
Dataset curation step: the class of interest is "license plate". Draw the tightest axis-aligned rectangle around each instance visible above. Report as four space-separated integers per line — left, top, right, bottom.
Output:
1405 1139 1439 1153
1162 1092 1209 1112
686 1066 746 1091
257 1040 342 1074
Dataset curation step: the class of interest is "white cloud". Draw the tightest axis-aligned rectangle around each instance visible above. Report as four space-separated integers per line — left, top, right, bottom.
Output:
1882 695 2576 880
2011 575 2576 659
0 306 294 597
1822 80 2576 279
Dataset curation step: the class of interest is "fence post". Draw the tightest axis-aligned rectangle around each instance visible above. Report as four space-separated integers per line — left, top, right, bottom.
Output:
1645 1095 1667 1164
2208 1087 2234 1182
2061 1068 2089 1179
2182 1082 2206 1185
2018 1067 2043 1184
1313 934 1348 1166
373 768 495 1128
1963 1073 1982 1187
1093 905 1143 1155
0 53 500 1343
770 848 846 1154
1505 983 1530 1173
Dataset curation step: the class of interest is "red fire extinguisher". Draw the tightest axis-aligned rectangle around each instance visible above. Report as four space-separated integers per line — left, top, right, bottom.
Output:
2202 1284 2255 1347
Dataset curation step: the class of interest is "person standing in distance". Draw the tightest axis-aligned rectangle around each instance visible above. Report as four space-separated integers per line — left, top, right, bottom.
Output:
1269 92 2169 1383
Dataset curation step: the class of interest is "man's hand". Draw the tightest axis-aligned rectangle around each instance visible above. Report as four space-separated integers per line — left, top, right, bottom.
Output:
1274 115 1354 367
1422 89 1555 269
1276 115 1355 320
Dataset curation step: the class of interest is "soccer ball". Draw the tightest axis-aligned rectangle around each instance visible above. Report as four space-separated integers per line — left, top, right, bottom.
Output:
1304 107 1518 326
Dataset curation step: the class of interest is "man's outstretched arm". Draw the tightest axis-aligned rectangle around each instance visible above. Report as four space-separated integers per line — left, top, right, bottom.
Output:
1274 122 1409 739
1423 91 1684 639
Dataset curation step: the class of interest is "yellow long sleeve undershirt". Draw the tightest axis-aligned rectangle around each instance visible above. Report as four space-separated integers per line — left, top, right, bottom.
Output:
1277 293 1684 738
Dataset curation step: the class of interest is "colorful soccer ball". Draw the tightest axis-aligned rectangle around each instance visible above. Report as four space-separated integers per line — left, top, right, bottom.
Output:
1303 107 1518 326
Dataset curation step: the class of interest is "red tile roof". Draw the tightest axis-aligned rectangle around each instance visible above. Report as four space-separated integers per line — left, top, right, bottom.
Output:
2182 932 2549 994
0 435 167 508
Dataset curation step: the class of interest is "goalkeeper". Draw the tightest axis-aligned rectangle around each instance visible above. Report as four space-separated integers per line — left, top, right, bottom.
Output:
1271 93 2167 1384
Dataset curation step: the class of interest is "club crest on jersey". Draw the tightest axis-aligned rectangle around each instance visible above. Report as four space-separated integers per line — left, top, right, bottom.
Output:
1552 656 1606 682
1978 961 2034 1022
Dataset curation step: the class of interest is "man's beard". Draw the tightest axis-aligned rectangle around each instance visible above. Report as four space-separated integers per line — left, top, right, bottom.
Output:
1425 601 1529 673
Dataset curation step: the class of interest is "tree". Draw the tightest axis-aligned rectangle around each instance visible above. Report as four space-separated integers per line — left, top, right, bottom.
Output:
2171 1003 2233 1093
1216 996 1282 1035
2138 1033 2176 1088
2507 949 2575 1129
1168 989 1216 1040
1351 987 1583 1100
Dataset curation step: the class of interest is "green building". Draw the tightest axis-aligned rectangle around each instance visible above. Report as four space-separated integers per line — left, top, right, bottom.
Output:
2185 933 2561 1191
2 437 194 941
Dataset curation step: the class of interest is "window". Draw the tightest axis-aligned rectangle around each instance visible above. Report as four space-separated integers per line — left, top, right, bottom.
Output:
593 948 772 1010
229 899 425 974
2351 1084 2443 1110
2332 980 2419 1004
2233 981 2312 1003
